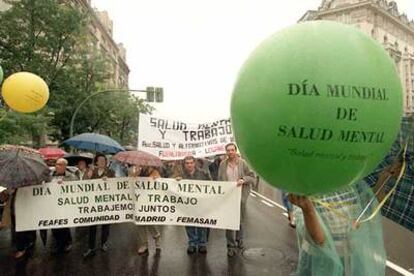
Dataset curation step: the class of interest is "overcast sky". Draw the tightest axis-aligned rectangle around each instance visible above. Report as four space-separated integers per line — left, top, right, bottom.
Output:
91 0 414 122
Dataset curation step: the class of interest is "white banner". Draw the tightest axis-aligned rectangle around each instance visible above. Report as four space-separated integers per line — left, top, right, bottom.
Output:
15 177 241 231
138 114 234 160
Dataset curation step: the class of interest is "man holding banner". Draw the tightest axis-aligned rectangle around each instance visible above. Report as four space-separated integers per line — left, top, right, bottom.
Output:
218 143 255 257
51 158 78 255
180 156 212 254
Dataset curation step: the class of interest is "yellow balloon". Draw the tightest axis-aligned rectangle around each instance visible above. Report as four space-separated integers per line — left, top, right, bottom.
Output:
1 72 49 113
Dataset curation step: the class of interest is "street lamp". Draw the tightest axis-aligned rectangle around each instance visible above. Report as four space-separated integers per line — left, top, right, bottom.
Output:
69 87 163 138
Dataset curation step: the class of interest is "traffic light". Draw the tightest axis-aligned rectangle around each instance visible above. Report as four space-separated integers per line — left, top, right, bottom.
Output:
146 86 155 102
146 86 163 103
155 87 163 103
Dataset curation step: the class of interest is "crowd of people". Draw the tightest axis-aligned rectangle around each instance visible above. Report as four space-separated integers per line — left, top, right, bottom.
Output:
0 142 391 275
0 143 261 260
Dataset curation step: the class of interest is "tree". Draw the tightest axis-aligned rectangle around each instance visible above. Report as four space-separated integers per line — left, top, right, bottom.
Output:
0 111 52 145
0 0 153 147
0 0 85 146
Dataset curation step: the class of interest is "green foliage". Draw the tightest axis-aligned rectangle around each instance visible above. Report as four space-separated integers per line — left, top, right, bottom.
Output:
0 0 152 146
0 110 51 145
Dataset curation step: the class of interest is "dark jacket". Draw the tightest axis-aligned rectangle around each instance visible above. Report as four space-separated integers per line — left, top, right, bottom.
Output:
75 169 90 180
182 168 212 181
91 168 115 179
209 160 221 181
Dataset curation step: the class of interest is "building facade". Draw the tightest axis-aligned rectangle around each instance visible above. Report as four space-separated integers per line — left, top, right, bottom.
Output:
301 0 414 114
0 0 129 88
74 0 129 88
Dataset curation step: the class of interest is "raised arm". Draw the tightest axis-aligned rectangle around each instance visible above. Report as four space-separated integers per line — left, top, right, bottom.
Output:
289 194 325 245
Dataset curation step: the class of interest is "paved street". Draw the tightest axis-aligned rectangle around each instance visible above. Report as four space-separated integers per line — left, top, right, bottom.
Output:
0 189 297 276
0 185 412 276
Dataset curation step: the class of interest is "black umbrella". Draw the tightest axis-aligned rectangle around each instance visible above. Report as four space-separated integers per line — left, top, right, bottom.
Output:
63 153 93 167
0 145 50 188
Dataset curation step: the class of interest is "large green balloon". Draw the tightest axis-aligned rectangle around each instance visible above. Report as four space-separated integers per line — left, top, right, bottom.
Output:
231 21 402 195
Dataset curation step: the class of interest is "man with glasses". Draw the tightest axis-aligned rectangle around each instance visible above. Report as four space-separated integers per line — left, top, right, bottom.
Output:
51 158 78 255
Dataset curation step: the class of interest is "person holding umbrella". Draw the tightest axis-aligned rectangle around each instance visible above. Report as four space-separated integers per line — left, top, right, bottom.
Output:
0 145 51 259
83 154 115 258
130 165 162 255
75 158 92 180
63 152 94 180
112 150 163 255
